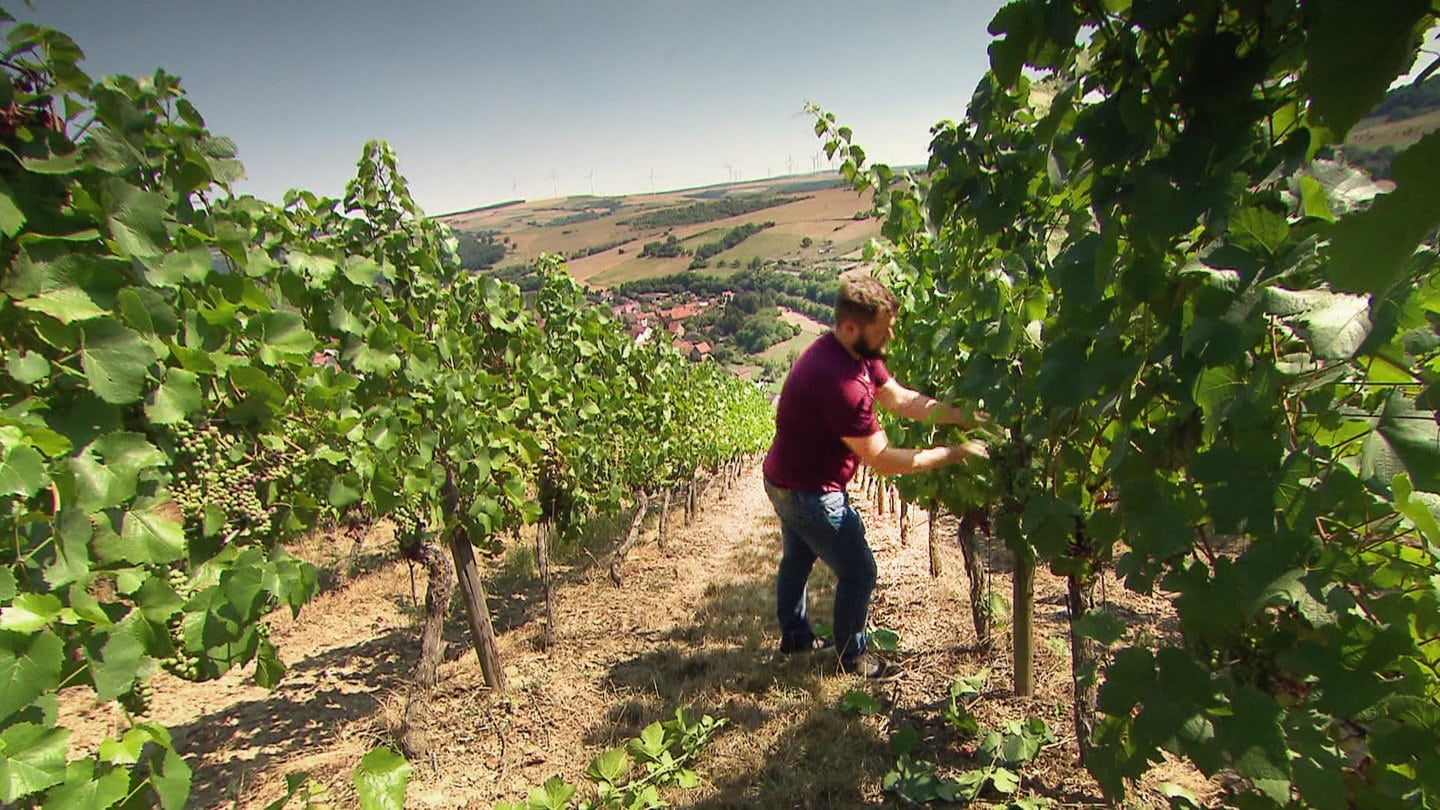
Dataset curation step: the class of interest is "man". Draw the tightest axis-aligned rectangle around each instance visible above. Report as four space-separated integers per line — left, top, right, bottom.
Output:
762 272 988 679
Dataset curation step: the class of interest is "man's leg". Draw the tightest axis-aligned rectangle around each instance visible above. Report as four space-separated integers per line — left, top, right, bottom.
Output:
775 521 818 643
815 493 876 664
766 482 819 645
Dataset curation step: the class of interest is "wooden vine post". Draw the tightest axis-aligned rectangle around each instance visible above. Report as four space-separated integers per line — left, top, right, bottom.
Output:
444 469 506 690
656 487 673 550
1013 551 1035 697
927 504 943 578
536 518 556 649
1066 517 1101 759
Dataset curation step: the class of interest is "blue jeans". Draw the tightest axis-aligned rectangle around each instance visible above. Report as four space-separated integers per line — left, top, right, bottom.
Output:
764 479 877 662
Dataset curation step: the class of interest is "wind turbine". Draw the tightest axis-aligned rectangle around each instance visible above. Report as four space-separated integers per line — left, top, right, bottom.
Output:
723 162 734 183
648 169 655 194
586 169 594 195
549 171 559 197
786 154 794 175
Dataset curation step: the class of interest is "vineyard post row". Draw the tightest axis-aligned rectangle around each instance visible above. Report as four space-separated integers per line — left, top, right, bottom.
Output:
0 15 772 808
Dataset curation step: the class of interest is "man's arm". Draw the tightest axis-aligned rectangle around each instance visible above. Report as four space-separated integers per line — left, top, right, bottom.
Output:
876 378 983 427
842 429 987 477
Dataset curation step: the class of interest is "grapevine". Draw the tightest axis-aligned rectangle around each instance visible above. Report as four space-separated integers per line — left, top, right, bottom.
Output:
816 1 1440 806
0 11 771 810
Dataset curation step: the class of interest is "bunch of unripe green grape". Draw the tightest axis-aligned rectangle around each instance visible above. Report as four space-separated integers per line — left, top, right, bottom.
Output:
158 565 203 681
168 419 292 544
391 502 430 548
117 676 155 718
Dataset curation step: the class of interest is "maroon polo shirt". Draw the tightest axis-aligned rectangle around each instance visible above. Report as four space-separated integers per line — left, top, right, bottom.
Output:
763 332 891 492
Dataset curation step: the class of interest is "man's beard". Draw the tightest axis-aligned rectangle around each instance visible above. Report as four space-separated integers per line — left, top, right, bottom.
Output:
854 333 886 360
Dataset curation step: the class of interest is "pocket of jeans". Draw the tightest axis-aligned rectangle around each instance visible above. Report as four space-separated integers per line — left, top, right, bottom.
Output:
818 491 847 532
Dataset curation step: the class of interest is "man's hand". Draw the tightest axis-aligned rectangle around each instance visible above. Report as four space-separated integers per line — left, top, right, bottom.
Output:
952 439 988 461
958 409 991 430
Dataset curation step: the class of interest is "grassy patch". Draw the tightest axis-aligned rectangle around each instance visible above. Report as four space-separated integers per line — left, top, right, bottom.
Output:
587 255 693 286
756 331 818 365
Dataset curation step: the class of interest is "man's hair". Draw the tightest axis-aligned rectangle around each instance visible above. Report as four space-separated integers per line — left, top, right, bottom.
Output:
834 271 897 326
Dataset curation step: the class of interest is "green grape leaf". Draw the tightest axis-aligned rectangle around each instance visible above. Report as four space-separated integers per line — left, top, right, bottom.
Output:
839 689 884 715
142 729 192 810
6 349 50 385
227 365 288 422
988 766 1021 794
0 594 64 633
585 747 627 785
353 747 410 810
39 760 131 810
327 475 361 509
0 179 25 237
44 510 95 588
0 723 70 803
889 725 920 757
1298 176 1335 222
14 286 107 324
287 252 337 285
987 1 1038 87
0 630 64 723
1263 288 1372 360
79 318 155 405
67 432 165 513
95 502 185 565
89 610 157 701
1217 686 1291 802
342 256 381 286
1392 473 1440 548
0 441 47 499
1360 393 1440 491
253 637 286 690
869 627 900 652
258 772 311 810
117 288 179 336
1071 609 1126 646
145 368 203 424
256 311 315 365
103 181 169 260
1228 206 1290 257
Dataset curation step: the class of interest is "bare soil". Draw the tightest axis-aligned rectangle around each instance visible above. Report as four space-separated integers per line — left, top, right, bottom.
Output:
69 464 1221 808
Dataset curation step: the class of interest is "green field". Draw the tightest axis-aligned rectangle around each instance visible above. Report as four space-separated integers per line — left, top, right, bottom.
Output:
756 330 818 365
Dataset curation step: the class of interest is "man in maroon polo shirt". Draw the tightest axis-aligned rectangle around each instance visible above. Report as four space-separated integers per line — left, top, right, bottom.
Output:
762 272 987 679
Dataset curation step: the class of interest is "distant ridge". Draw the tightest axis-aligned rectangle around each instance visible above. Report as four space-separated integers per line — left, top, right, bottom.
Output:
436 198 526 219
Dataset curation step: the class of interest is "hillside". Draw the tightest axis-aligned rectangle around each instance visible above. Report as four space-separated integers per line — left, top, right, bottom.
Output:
438 174 880 288
1343 74 1440 177
438 174 885 383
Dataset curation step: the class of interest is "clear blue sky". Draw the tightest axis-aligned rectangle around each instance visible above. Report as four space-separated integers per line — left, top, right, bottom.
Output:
18 1 1011 215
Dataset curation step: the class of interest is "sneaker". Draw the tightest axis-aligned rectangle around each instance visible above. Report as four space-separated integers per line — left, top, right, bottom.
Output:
779 634 835 654
838 653 903 681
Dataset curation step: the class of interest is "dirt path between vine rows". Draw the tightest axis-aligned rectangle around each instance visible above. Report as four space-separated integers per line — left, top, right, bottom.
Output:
64 463 1219 808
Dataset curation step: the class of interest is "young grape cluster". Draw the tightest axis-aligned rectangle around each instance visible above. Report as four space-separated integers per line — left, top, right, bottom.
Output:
390 502 430 549
168 420 291 544
159 566 203 681
117 678 155 717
